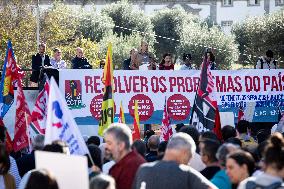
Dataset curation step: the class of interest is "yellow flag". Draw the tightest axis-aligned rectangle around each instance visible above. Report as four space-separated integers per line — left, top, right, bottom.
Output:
98 43 114 136
119 101 125 124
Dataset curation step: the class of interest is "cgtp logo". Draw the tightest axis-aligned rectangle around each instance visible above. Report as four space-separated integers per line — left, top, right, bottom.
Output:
65 80 85 109
51 101 63 128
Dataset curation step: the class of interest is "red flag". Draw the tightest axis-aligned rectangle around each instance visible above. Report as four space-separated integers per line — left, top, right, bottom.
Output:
30 78 49 135
132 101 140 141
13 78 30 152
213 102 222 140
0 118 13 153
161 97 172 141
238 105 245 122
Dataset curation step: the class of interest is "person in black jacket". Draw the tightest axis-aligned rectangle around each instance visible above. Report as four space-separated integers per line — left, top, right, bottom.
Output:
71 47 92 69
30 43 51 83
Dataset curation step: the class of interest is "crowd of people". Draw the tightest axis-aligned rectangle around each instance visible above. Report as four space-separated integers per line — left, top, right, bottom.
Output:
0 119 284 189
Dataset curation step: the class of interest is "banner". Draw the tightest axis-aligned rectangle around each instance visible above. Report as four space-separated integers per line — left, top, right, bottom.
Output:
59 69 284 124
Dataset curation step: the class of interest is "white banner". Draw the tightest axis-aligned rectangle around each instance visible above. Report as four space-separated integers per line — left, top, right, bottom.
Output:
59 69 284 124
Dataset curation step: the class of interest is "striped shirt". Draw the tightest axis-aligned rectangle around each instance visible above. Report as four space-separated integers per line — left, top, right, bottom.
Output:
9 156 21 188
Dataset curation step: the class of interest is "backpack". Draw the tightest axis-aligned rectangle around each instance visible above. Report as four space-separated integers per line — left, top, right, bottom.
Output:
259 58 277 69
246 180 284 189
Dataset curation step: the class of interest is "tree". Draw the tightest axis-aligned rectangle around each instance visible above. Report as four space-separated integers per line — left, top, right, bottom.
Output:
232 9 284 67
101 1 154 42
77 6 114 42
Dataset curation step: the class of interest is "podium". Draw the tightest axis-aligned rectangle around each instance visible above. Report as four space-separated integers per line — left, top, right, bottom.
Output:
38 67 59 90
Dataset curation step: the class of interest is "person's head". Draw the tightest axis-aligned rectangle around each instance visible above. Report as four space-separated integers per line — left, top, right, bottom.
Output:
147 135 160 151
164 133 196 165
145 130 155 139
38 43 46 55
226 137 242 147
53 48 62 61
104 123 132 162
216 143 239 168
256 129 270 144
87 136 101 146
130 48 138 58
131 140 146 158
182 53 192 66
140 41 148 53
87 144 102 169
20 169 59 189
199 139 220 165
236 120 250 134
76 47 84 58
90 174 115 189
157 141 168 159
263 133 284 178
99 59 106 69
32 134 45 151
205 48 215 62
179 125 200 150
222 125 237 141
265 50 274 61
175 123 184 133
160 53 172 65
199 131 219 142
226 150 255 184
0 144 10 175
43 140 69 154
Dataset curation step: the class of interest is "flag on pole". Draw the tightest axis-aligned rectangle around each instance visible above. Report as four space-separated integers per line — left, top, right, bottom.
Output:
13 78 31 152
132 101 140 141
0 40 21 118
98 43 114 136
190 57 219 133
45 77 89 155
0 118 13 153
29 77 49 135
160 96 173 141
118 101 125 124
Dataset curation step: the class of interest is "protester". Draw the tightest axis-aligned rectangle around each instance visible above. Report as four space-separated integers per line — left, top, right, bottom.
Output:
238 133 284 189
0 126 21 188
104 123 145 189
30 43 51 83
256 50 277 69
236 120 257 151
131 140 147 158
133 133 217 189
89 174 115 189
19 169 58 189
157 141 168 160
87 144 102 178
87 136 101 146
99 59 106 69
226 150 255 187
145 135 159 162
159 53 174 70
222 125 237 142
100 143 115 174
123 48 138 70
50 48 66 69
199 131 219 142
132 41 154 70
43 140 69 154
71 47 92 69
226 137 243 147
179 53 193 70
0 144 16 189
175 123 185 133
17 134 45 177
204 48 216 70
211 143 239 189
199 139 221 180
179 125 206 171
143 130 155 152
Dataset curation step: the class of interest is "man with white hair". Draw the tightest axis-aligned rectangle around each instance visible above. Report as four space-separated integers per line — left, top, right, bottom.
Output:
105 123 145 189
132 133 217 189
71 47 92 69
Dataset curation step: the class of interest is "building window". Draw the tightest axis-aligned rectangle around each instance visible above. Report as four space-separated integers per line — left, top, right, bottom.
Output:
221 21 233 27
276 0 284 6
248 0 260 6
222 0 233 6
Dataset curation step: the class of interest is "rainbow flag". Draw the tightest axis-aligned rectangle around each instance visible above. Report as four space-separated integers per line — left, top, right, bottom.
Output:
0 40 21 118
98 43 114 136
